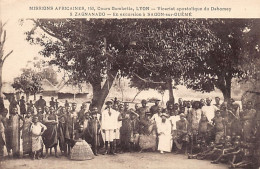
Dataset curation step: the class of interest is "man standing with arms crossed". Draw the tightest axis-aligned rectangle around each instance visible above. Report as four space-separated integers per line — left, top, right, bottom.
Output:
101 101 120 155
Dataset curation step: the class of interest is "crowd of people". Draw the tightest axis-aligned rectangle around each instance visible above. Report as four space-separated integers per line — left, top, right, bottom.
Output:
0 95 259 168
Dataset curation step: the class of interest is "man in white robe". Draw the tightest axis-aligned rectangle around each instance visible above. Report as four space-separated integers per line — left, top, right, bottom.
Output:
157 113 172 154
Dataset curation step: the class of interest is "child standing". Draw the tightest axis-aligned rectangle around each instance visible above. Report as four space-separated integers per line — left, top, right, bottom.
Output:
31 116 47 160
130 109 140 152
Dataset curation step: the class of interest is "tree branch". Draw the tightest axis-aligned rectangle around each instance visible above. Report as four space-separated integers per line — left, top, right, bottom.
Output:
135 60 160 75
32 19 69 45
132 89 142 102
133 73 166 84
2 50 13 64
0 30 6 57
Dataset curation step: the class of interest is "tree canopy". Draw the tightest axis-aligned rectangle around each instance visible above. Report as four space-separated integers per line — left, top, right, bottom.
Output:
24 19 260 107
12 68 43 100
182 19 260 100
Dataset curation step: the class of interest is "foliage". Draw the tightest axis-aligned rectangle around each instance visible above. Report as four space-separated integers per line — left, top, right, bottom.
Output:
12 68 43 95
182 19 260 99
24 19 260 104
26 57 59 85
125 19 219 97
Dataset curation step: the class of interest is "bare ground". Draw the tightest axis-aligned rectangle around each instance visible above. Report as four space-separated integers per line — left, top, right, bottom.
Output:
0 152 228 169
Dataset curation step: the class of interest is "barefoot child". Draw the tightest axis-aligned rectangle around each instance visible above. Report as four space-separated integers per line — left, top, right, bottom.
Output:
31 116 47 160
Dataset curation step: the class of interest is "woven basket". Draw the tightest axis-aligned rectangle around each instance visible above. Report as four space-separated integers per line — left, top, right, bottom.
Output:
139 134 156 150
70 140 94 161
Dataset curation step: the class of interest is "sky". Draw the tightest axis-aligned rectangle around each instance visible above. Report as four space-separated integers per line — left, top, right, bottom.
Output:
2 19 43 82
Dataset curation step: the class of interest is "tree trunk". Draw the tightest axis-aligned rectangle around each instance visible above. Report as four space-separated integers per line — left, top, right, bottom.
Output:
167 79 175 104
34 93 36 101
91 70 118 111
91 82 102 109
0 64 3 97
26 93 29 102
217 75 232 102
223 75 232 101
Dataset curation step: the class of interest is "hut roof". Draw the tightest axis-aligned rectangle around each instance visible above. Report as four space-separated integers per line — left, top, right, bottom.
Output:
41 79 57 91
2 82 16 93
57 82 90 94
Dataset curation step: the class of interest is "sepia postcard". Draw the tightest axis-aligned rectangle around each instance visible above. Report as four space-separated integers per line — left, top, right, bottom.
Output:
0 0 260 169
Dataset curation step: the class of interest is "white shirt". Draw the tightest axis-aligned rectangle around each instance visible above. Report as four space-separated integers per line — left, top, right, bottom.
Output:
31 122 47 136
201 105 218 122
151 113 162 124
101 108 119 130
169 115 180 130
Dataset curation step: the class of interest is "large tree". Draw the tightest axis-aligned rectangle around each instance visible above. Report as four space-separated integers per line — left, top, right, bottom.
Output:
25 19 140 110
182 19 260 101
25 19 219 109
125 19 219 103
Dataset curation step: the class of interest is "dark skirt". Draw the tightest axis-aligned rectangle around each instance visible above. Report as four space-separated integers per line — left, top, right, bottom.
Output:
58 123 66 152
43 123 58 148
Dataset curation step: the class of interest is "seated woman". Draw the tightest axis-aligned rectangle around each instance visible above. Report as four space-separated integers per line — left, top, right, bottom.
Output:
139 112 157 152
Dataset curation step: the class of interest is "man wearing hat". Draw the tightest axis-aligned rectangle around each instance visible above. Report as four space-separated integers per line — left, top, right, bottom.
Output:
157 112 172 154
101 101 120 155
150 99 160 116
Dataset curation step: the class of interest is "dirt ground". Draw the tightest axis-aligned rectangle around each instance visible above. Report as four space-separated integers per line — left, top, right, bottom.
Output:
0 152 228 169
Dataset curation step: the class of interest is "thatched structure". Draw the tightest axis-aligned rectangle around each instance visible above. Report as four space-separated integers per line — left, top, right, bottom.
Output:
57 82 90 100
41 79 58 97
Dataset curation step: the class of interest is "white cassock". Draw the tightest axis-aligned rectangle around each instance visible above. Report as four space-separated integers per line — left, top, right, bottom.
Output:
157 119 172 152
